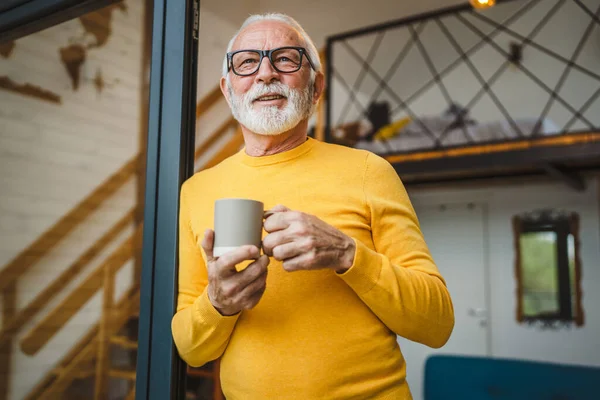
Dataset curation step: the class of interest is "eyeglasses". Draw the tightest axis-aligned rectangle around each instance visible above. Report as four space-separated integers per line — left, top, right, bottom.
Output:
227 46 316 76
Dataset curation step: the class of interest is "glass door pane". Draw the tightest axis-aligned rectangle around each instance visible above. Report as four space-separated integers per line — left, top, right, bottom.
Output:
0 1 147 398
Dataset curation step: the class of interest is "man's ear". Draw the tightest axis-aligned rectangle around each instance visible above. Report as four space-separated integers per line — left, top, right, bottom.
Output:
220 76 232 107
312 72 325 105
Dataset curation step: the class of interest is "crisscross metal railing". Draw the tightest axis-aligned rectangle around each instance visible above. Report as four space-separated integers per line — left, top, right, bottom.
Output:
326 0 600 152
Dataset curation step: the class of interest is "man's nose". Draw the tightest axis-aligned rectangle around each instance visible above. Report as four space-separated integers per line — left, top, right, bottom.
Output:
254 56 279 84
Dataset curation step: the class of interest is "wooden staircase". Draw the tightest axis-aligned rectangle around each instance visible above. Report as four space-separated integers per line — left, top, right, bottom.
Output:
0 50 327 400
24 289 140 400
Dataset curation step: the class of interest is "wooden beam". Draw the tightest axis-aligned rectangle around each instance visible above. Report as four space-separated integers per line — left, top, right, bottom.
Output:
52 365 95 379
110 335 137 350
315 48 327 142
195 86 224 119
24 288 140 400
25 328 97 400
194 117 236 161
542 163 586 192
390 132 600 184
124 387 136 400
0 209 134 348
94 252 117 400
26 325 99 400
200 127 245 170
19 231 138 356
109 368 136 380
37 338 99 400
315 98 326 142
386 132 600 164
0 154 140 293
0 283 16 400
43 344 98 400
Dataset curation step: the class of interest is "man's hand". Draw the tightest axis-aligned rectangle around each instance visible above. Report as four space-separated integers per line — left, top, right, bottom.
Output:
262 205 356 273
201 229 270 316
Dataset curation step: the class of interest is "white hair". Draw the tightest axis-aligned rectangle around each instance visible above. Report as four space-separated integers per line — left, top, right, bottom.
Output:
221 13 322 78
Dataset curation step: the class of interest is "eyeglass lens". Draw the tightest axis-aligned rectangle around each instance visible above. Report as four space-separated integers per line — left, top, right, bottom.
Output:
232 48 302 75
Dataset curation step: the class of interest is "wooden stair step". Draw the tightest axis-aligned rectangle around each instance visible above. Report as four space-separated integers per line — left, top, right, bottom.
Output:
125 387 136 400
53 366 95 379
109 368 136 380
110 335 138 349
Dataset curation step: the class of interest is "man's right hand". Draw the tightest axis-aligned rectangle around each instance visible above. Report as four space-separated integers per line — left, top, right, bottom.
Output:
200 229 269 316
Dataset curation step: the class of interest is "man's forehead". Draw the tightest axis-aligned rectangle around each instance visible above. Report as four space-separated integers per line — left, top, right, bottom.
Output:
232 21 303 51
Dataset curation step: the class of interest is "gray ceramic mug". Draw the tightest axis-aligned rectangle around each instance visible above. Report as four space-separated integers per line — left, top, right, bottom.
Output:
213 198 264 258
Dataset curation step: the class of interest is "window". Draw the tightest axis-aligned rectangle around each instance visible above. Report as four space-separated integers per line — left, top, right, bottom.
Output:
512 209 584 328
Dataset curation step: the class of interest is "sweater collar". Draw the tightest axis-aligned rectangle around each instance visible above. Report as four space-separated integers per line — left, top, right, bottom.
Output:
238 137 316 167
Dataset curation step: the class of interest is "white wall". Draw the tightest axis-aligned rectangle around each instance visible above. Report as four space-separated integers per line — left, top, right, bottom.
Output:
254 0 465 127
196 0 260 99
194 1 263 166
486 180 600 366
258 0 464 47
408 176 600 368
200 0 464 63
196 0 468 129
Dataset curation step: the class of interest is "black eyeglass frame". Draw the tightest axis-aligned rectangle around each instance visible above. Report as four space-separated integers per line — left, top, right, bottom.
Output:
227 46 317 76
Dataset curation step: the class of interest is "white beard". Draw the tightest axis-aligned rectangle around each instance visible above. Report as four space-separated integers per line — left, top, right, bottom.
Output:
228 80 315 136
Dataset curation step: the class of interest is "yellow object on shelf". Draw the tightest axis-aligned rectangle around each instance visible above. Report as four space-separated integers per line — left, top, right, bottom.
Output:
373 117 412 141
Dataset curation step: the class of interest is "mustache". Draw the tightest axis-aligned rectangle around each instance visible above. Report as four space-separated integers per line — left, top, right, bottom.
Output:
246 83 291 102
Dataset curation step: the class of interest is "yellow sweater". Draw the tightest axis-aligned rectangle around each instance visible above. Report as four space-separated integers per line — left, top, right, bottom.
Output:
172 137 454 399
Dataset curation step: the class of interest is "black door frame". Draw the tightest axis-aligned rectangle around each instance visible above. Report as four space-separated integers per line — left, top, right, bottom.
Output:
0 1 199 399
136 0 199 399
0 0 120 41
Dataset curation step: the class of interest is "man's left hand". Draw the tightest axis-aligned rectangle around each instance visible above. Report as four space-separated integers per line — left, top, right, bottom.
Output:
262 205 355 273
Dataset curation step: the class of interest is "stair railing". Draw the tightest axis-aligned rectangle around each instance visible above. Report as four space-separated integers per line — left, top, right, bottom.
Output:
0 82 233 400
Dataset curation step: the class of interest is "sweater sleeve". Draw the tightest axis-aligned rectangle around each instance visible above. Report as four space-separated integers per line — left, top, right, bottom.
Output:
171 181 240 367
338 153 455 348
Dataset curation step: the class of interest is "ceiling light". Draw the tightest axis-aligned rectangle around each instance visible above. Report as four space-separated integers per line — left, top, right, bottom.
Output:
470 0 496 10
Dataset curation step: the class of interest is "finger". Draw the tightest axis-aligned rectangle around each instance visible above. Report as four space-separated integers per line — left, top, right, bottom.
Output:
216 245 261 276
262 230 295 256
263 210 275 219
235 255 270 287
281 251 316 272
235 269 268 309
200 229 215 262
264 210 298 233
272 242 302 261
264 204 291 218
217 257 267 303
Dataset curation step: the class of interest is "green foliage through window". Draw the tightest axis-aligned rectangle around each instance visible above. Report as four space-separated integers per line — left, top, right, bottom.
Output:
513 210 583 328
519 232 559 317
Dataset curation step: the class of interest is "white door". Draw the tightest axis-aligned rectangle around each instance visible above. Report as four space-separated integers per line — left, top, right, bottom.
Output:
398 202 490 400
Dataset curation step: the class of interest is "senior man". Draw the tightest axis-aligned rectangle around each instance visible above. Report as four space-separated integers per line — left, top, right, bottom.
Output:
172 13 454 400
